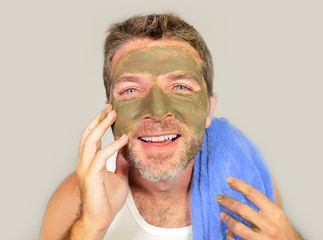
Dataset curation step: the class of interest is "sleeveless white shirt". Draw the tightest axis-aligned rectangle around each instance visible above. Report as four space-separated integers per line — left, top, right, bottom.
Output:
104 191 193 240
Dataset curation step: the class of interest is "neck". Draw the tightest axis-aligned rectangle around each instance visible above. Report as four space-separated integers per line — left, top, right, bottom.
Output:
128 160 194 228
128 160 194 200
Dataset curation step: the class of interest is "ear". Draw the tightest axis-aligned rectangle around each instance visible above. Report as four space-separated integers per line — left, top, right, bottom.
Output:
205 93 217 128
105 99 109 105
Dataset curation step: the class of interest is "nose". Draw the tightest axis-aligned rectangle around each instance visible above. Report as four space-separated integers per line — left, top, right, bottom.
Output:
141 85 173 120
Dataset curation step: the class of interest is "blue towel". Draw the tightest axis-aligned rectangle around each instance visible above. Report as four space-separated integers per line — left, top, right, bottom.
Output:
190 118 275 240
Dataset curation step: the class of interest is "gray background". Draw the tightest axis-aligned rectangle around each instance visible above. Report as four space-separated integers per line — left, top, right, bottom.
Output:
1 0 322 239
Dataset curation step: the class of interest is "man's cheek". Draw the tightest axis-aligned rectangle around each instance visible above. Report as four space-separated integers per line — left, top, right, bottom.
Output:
112 114 135 138
169 96 209 133
184 112 207 137
111 101 142 138
112 117 127 138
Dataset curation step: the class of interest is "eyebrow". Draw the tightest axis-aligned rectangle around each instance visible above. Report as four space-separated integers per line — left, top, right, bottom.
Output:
114 75 142 84
165 73 198 82
115 73 199 85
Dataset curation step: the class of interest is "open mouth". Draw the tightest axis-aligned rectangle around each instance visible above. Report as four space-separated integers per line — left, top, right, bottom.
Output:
138 134 180 145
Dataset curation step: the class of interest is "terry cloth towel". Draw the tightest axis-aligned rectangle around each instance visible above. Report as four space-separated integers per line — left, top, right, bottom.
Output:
190 118 275 240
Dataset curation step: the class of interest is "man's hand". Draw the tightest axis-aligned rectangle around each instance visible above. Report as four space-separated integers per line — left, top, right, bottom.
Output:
69 104 129 239
217 177 302 240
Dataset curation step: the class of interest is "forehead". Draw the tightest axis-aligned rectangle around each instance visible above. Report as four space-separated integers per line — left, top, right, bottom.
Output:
110 39 202 78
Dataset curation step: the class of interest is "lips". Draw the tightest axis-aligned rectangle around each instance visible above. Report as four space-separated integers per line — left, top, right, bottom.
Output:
138 134 180 145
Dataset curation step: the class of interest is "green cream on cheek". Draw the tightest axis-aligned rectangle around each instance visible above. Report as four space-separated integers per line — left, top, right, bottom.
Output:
110 46 209 139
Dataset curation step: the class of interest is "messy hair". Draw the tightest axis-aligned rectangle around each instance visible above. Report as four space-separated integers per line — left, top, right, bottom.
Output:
103 13 213 99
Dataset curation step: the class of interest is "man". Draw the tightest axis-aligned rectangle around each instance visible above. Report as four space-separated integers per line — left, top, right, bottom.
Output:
40 14 301 240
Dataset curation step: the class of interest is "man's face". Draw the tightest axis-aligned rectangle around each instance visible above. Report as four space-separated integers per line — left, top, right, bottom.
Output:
109 39 211 182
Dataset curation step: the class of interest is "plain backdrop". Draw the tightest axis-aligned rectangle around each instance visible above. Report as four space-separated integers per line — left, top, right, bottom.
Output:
1 0 322 239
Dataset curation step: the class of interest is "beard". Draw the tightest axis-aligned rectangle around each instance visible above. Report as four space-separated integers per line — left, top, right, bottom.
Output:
120 118 204 182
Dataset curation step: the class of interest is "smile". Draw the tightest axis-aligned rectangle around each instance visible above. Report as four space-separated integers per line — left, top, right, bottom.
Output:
138 134 180 145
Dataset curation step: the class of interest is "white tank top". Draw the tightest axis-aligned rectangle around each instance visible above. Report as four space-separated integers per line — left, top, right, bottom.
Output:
104 190 193 240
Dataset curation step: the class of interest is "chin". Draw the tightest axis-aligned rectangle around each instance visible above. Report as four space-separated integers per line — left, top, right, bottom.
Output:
121 134 202 182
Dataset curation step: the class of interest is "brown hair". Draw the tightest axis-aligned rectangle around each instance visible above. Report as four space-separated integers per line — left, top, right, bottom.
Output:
103 13 213 100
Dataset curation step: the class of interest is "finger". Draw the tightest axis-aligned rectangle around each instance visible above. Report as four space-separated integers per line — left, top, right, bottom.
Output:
80 104 112 146
216 194 268 230
85 105 112 154
88 135 129 174
226 229 235 240
227 177 278 216
97 104 112 124
96 139 102 152
76 105 112 171
78 110 116 172
220 211 258 240
115 151 130 180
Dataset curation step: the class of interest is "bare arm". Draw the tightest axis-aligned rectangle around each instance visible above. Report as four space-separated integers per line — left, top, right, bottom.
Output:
39 104 129 240
39 172 81 240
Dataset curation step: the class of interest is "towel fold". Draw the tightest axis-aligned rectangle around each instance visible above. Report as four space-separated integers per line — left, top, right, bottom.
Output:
190 118 274 240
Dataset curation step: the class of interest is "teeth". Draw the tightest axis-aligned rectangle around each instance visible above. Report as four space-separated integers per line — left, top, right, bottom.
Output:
157 136 164 141
170 134 177 139
141 134 178 142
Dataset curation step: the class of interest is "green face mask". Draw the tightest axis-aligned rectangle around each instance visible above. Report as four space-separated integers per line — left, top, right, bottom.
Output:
109 43 211 181
110 45 209 141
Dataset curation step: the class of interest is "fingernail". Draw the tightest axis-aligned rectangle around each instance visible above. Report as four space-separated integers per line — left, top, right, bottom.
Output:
227 177 233 184
98 104 112 123
216 194 224 202
120 134 127 140
105 110 113 119
104 104 112 111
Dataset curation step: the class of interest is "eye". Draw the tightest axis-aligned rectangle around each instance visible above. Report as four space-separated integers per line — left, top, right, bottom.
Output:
173 85 192 92
120 88 137 95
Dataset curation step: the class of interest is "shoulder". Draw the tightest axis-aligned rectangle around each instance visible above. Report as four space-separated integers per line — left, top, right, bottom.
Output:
39 172 81 240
